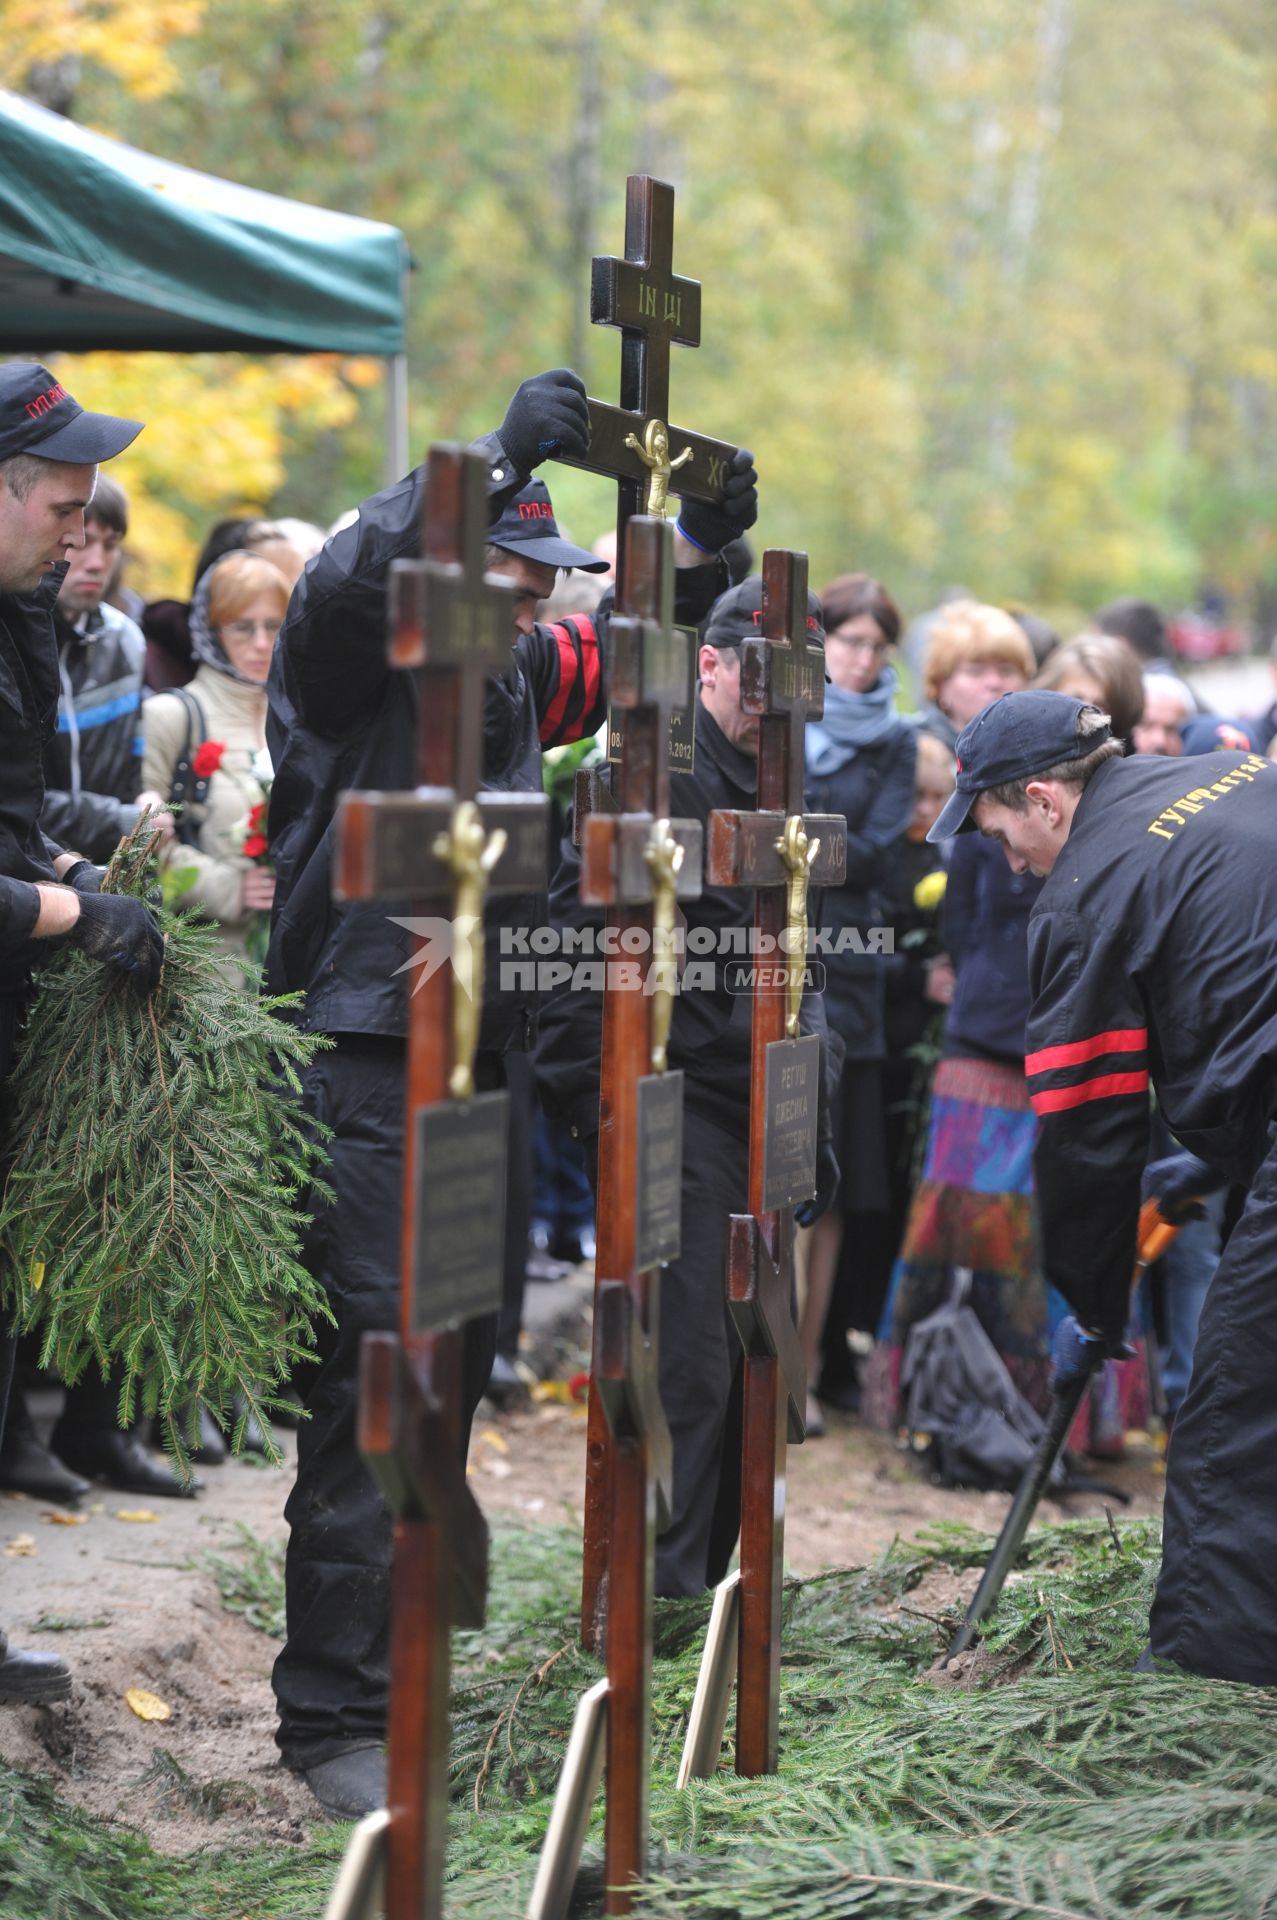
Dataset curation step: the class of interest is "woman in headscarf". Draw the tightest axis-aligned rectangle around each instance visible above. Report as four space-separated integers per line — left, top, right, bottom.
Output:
798 573 916 1435
141 550 288 975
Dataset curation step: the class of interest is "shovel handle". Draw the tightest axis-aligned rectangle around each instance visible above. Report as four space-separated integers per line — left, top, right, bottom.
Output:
943 1195 1185 1665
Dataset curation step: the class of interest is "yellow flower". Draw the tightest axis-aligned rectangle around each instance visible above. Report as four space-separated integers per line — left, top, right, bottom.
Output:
913 870 947 912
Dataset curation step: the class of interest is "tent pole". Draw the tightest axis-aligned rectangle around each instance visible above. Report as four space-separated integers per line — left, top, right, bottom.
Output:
386 352 409 484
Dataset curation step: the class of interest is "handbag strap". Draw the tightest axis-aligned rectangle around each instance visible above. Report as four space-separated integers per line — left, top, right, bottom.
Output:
167 686 211 843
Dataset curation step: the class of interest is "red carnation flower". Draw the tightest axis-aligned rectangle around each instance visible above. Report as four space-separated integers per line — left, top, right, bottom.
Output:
192 740 225 778
242 832 270 860
247 800 267 834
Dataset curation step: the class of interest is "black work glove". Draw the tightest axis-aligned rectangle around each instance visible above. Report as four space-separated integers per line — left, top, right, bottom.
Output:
498 368 591 474
1050 1314 1134 1392
794 1136 839 1230
1141 1150 1225 1226
60 860 104 896
68 892 164 993
675 448 759 554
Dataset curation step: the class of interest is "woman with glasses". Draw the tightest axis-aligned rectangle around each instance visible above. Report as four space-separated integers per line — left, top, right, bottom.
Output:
141 549 289 975
798 572 916 1435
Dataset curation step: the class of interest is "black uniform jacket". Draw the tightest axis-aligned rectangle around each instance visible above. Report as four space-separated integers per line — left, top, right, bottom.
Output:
1026 748 1277 1337
535 699 838 1149
0 564 68 993
266 434 725 1049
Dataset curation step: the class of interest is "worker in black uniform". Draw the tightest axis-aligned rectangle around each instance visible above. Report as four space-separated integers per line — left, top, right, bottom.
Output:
536 575 839 1599
0 362 163 1703
928 687 1277 1686
265 367 758 1815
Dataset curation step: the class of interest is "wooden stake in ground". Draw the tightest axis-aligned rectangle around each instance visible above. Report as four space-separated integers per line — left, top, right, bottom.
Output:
699 547 846 1779
329 445 549 1920
564 171 739 1650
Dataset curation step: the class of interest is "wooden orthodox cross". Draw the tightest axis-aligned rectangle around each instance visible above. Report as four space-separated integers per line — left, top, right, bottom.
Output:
698 548 846 1778
528 512 696 1920
560 172 738 786
565 173 740 1644
329 445 549 1920
557 173 736 605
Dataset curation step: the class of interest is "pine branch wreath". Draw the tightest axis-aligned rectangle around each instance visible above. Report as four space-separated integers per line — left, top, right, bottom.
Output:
0 824 333 1472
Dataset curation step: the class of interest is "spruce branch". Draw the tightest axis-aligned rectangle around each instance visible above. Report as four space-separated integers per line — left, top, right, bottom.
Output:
0 820 333 1475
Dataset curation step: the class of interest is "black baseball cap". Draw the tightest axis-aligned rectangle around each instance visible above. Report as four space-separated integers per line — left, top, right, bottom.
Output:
928 691 1113 842
0 362 142 466
488 479 608 572
701 574 825 651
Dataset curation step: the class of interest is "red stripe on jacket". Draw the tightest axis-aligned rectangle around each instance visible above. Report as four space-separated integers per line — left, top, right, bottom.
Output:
1025 1027 1147 1076
539 617 600 745
1030 1069 1149 1115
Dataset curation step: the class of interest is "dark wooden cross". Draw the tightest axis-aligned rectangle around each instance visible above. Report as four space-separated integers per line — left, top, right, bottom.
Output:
557 172 736 804
331 445 549 1920
556 175 737 604
704 547 847 1778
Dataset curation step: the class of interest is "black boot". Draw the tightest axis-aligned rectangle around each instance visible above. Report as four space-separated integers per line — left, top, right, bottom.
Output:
50 1425 204 1500
294 1745 386 1819
0 1392 90 1504
0 1627 71 1706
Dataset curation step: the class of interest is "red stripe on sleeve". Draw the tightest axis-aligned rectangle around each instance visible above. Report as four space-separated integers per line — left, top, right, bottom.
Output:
539 622 580 744
576 617 600 733
1025 1027 1147 1076
1030 1070 1149 1116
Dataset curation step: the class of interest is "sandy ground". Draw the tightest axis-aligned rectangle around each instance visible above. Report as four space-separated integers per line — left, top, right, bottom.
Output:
0 1264 1165 1855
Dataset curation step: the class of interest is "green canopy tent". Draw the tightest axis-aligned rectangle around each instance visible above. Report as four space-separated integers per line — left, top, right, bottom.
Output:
0 88 410 477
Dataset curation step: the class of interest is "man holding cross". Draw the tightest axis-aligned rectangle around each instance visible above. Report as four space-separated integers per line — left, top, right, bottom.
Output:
537 574 839 1598
265 368 755 1816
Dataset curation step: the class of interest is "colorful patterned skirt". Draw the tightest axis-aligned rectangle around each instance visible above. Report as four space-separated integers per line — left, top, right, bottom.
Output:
862 1054 1147 1448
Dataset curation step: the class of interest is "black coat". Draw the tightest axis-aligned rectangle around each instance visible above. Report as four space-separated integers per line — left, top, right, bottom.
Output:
941 831 1043 1064
0 566 67 992
1028 748 1277 1335
806 722 916 1061
534 699 837 1148
266 434 726 1048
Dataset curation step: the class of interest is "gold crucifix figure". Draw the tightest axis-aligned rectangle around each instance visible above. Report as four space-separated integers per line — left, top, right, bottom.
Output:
624 417 693 518
432 800 508 1100
644 818 685 1073
775 813 819 1039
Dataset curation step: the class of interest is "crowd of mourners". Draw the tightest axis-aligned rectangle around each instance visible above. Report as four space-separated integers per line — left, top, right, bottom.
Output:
9 448 1272 1504
4 358 1275 1811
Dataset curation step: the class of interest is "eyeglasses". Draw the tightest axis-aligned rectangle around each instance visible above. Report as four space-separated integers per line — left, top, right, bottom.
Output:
220 619 280 642
832 631 892 659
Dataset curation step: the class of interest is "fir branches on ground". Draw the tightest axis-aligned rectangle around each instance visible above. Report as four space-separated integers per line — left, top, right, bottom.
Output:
0 825 332 1470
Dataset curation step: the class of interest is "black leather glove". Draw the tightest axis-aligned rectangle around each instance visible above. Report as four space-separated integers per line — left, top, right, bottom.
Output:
794 1136 839 1229
61 861 104 896
498 368 591 474
1141 1150 1225 1225
68 892 164 992
676 448 759 554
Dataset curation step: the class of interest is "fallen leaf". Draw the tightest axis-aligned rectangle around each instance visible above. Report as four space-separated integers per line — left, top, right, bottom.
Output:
42 1511 87 1527
114 1509 159 1524
3 1533 36 1557
478 1426 509 1454
125 1688 171 1722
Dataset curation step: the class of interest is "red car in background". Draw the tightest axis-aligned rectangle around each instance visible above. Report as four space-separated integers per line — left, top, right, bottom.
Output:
1169 610 1251 662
